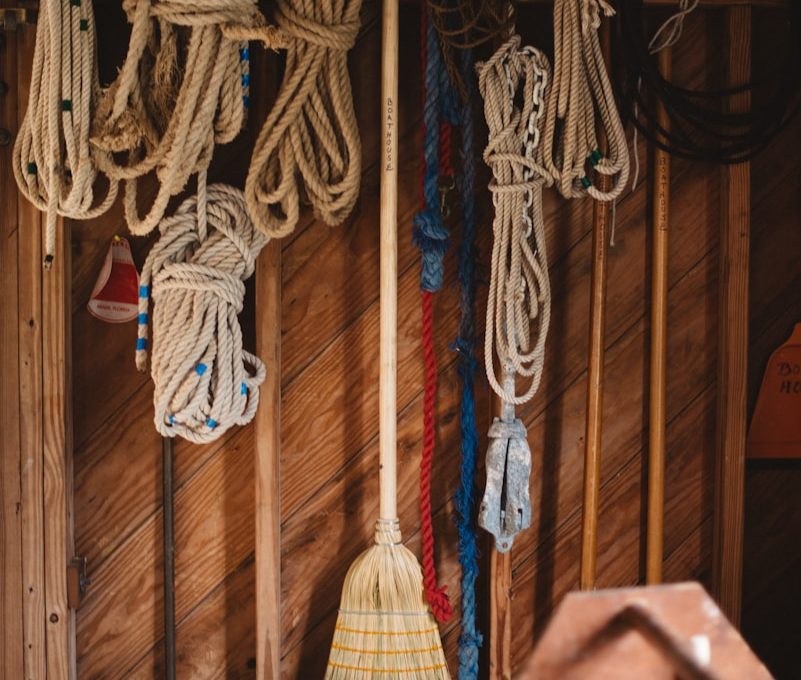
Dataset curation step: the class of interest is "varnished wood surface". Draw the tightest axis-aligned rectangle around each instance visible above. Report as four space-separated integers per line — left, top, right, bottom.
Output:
713 6 751 627
54 5 801 680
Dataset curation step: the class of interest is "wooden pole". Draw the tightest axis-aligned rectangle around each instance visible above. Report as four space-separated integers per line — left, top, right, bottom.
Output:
161 438 176 680
713 6 751 626
646 47 672 586
579 24 612 592
379 0 399 522
254 41 282 680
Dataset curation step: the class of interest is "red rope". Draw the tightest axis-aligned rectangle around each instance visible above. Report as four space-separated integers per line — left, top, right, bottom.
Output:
419 290 452 623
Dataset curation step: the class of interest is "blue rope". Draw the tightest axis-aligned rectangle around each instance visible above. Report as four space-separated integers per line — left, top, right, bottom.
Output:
453 46 482 680
412 13 452 293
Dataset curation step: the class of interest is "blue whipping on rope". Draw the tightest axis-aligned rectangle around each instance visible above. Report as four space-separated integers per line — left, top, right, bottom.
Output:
412 13 457 292
453 46 482 680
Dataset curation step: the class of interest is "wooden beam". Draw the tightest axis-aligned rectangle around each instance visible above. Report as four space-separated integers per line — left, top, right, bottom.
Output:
256 240 281 679
0 19 24 680
489 549 512 680
713 5 751 627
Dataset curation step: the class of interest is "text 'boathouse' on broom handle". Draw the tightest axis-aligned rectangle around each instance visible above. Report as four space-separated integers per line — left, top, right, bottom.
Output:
325 0 450 677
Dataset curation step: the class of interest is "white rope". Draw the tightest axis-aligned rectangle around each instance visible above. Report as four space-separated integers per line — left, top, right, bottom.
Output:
13 0 118 266
478 36 552 406
135 183 269 443
90 0 274 236
542 0 630 203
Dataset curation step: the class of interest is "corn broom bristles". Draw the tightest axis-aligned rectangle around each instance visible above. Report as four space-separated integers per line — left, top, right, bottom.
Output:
325 519 450 679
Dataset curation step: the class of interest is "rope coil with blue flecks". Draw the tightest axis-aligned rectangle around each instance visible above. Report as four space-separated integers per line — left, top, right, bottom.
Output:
135 183 268 444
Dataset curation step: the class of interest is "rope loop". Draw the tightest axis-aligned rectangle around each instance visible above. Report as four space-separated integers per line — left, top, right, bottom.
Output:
136 183 269 443
244 0 364 239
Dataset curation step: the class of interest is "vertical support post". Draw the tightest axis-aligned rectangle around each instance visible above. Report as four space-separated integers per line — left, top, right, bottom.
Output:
713 5 751 627
646 47 672 586
489 548 512 680
255 241 281 679
162 437 176 680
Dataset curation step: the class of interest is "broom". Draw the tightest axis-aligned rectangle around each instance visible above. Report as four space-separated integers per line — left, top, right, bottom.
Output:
325 0 450 677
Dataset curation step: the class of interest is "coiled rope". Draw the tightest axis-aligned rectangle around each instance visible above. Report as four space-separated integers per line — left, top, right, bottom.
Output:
542 0 629 202
477 34 551 553
135 183 268 443
414 5 456 625
13 0 118 266
91 0 271 236
244 0 363 240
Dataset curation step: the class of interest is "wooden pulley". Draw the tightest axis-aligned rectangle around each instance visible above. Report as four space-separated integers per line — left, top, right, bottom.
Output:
747 323 801 459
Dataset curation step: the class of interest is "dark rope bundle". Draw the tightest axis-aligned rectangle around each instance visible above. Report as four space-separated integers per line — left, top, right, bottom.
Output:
615 0 801 163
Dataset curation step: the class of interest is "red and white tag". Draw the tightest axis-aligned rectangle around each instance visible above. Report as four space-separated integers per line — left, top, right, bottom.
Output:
87 236 140 323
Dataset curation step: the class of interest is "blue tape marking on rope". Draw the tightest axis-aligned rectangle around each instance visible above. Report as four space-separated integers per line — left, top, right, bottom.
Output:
169 415 175 425
206 418 218 429
195 363 207 376
241 382 248 395
137 313 148 324
241 74 250 87
136 338 147 351
240 47 250 60
243 95 250 109
139 285 149 298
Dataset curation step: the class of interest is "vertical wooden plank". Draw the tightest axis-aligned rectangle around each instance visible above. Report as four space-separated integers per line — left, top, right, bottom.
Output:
256 240 281 679
42 213 75 680
16 20 47 680
646 47 672 586
713 5 751 627
489 549 512 680
0 20 24 680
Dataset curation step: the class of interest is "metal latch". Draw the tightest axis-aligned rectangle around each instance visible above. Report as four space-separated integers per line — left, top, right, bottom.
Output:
0 8 38 31
66 556 90 609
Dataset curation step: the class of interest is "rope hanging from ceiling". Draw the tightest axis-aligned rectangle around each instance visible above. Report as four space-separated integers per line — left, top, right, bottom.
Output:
615 0 801 163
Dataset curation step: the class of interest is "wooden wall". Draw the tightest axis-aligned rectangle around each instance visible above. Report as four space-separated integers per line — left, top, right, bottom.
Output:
0 2 795 679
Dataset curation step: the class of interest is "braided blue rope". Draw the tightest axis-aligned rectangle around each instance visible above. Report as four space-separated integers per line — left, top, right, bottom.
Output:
453 46 482 680
412 12 452 293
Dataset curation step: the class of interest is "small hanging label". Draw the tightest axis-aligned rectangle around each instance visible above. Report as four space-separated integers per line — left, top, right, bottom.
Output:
87 236 140 323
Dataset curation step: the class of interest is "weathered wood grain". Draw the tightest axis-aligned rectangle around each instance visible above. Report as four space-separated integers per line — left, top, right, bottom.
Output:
0 22 24 680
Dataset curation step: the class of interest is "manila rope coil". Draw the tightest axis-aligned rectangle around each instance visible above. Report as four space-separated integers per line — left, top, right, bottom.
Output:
477 35 552 551
543 0 629 202
244 0 364 239
13 0 118 266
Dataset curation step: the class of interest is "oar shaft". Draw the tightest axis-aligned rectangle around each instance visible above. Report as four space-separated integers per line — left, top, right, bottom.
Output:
646 46 672 586
379 0 399 521
162 436 176 680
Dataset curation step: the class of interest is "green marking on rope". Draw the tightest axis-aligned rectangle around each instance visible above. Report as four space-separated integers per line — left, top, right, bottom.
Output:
79 19 89 31
27 162 37 175
70 0 81 6
581 175 591 189
61 100 72 112
588 148 602 167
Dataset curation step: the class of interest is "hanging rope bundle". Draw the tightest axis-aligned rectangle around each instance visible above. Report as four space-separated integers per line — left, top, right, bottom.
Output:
452 45 482 680
13 0 118 266
477 35 552 552
414 5 458 625
617 0 801 163
135 183 268 443
91 0 269 236
244 0 363 240
542 0 629 202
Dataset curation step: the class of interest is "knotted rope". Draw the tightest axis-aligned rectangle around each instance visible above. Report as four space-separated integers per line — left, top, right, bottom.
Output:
13 0 118 266
414 6 456 625
477 35 551 552
244 0 363 239
452 45 482 680
542 0 629 202
91 0 270 236
135 183 268 443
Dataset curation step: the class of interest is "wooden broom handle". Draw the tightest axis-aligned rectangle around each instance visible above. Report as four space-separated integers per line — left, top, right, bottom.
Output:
379 0 399 521
646 46 671 585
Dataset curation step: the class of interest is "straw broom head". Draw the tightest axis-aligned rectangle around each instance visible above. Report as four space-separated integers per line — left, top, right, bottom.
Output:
325 519 450 679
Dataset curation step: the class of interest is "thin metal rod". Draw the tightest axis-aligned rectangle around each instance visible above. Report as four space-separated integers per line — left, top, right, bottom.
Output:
162 436 176 680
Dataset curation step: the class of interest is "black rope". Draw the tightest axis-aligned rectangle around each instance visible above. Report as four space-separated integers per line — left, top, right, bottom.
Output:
613 0 801 164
